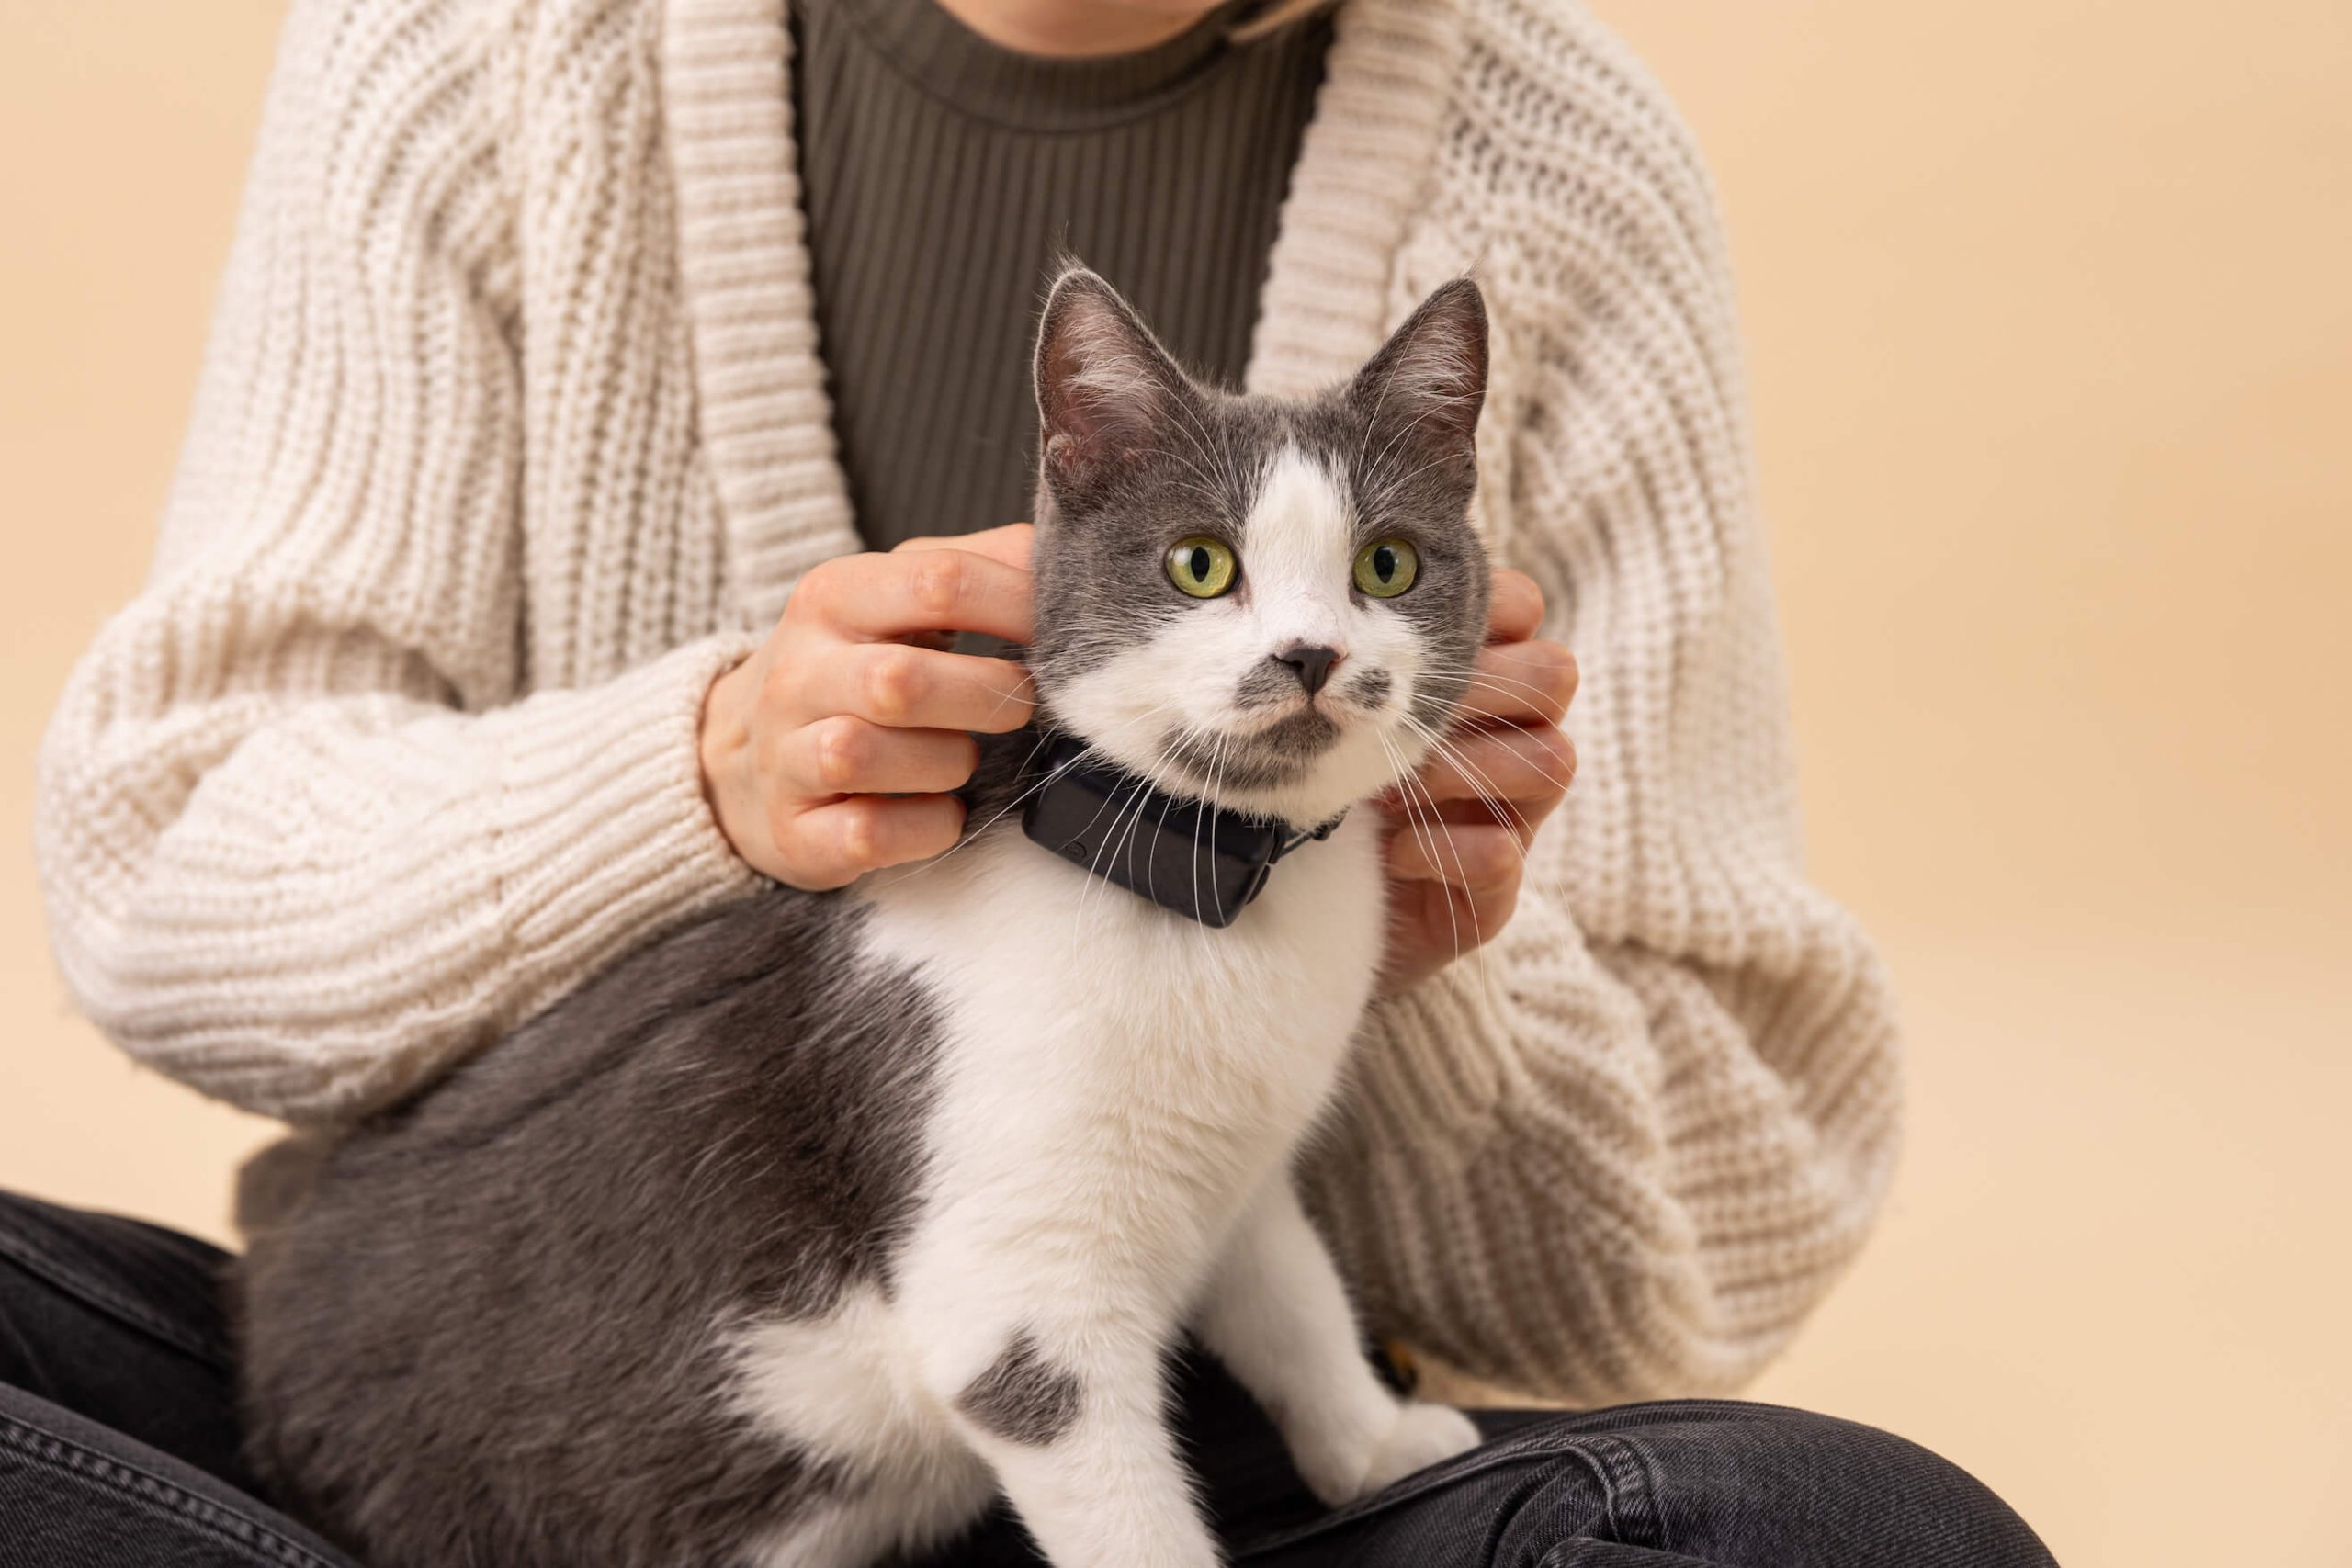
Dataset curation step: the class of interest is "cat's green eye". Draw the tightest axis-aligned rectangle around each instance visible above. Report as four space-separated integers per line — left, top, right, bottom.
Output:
1353 538 1419 598
1166 536 1238 599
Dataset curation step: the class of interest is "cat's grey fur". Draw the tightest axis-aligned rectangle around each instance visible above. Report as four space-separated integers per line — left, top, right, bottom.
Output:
235 895 934 1559
236 267 1492 1568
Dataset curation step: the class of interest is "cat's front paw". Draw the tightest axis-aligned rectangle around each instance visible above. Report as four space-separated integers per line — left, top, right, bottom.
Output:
1301 1400 1481 1506
1354 1400 1480 1498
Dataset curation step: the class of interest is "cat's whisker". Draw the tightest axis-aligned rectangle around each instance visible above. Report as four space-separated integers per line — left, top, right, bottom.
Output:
1403 709 1578 799
1186 723 1226 939
890 728 1076 886
973 673 1042 720
1419 722 1566 828
1393 723 1518 1004
1193 728 1232 964
909 694 1188 897
1416 662 1567 697
1419 761 1505 993
1145 712 1217 931
1379 730 1465 972
1182 726 1209 944
1398 755 1498 995
1393 729 1489 987
1065 734 1151 937
1148 785 1181 912
1416 661 1577 710
1077 742 1163 935
1395 713 1547 846
1100 773 1163 924
1396 749 1484 940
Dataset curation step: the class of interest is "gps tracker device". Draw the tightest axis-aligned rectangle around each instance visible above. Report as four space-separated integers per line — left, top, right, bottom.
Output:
1019 731 1341 929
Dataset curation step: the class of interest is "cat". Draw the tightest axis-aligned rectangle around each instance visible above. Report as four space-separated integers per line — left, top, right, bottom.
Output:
234 265 1498 1568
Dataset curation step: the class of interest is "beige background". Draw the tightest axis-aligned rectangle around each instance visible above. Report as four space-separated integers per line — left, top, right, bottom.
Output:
4 2 2347 1562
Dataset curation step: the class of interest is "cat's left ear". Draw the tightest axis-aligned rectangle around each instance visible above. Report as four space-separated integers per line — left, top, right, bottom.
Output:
1350 278 1489 480
1035 266 1199 496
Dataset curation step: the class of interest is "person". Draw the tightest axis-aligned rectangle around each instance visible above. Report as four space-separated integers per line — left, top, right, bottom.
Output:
10 0 2054 1562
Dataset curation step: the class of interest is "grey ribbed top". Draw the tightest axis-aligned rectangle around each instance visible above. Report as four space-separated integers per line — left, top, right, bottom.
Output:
789 0 1332 549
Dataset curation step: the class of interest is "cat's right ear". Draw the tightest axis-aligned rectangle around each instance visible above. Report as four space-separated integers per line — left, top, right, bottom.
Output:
1348 277 1488 487
1035 266 1194 496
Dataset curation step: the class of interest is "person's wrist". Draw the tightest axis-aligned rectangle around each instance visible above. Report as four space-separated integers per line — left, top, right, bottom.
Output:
696 654 757 857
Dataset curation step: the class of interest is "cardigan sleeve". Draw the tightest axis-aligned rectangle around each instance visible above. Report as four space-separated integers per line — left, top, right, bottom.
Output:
1298 0 1903 1403
33 0 758 1123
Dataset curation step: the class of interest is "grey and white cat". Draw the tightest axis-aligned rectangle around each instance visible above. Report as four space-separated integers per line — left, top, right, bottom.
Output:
236 267 1496 1568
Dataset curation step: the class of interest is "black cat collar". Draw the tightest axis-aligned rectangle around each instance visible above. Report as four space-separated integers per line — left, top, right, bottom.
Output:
1020 732 1344 929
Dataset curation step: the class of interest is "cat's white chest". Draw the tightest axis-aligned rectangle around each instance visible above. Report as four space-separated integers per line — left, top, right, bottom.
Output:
854 817 1385 1308
858 815 1384 1088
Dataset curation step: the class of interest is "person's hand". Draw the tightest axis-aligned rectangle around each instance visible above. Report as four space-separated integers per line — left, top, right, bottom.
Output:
1376 569 1578 993
699 525 1038 890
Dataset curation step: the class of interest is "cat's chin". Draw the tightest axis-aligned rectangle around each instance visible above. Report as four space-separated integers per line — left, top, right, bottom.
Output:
1097 721 1415 833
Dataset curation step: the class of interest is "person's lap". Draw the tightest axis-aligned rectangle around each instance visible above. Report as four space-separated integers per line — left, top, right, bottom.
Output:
0 1191 2053 1567
0 1192 351 1567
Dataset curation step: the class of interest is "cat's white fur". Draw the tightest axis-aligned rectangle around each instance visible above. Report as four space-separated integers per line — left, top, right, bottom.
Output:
729 448 1479 1568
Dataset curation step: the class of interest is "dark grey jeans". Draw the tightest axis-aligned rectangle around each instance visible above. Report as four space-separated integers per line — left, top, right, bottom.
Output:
0 1192 2054 1567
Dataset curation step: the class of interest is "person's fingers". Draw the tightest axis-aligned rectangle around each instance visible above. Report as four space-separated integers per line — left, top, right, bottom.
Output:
1407 723 1577 818
893 522 1035 571
1453 637 1577 727
1432 874 1521 941
788 547 1035 644
775 717 981 799
1382 871 1522 976
1383 819 1522 890
792 643 1036 733
1461 873 1522 931
1486 568 1546 643
775 794 967 889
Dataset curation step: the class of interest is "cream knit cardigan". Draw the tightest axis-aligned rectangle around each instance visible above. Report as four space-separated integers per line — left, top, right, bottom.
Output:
35 0 1902 1403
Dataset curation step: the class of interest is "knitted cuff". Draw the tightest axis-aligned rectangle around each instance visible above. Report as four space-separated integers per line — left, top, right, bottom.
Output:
132 632 767 1124
492 631 764 989
1356 962 1519 1161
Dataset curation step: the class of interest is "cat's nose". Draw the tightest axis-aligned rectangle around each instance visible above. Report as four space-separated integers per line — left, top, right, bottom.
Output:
1272 643 1343 697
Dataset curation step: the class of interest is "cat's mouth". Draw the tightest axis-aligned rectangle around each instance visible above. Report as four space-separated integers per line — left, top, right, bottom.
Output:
1158 709 1343 792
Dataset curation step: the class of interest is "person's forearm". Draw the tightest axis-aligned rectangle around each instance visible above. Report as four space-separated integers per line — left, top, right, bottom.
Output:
40 630 758 1122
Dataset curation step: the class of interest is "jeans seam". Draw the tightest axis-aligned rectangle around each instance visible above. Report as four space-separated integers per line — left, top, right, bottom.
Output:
1502 1446 1619 1568
0 1411 335 1568
0 1213 232 1370
1589 1433 1659 1548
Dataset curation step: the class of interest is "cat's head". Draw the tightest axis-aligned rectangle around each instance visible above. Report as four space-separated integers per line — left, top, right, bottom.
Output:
1027 266 1492 828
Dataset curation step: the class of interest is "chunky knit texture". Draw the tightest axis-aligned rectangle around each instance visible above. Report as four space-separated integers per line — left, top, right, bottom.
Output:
35 0 1902 1403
